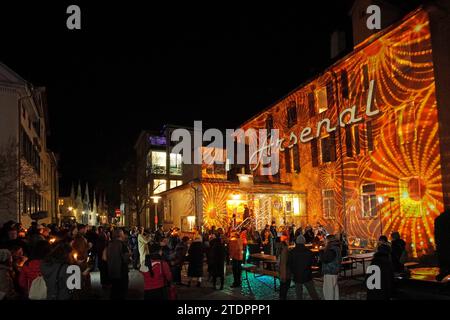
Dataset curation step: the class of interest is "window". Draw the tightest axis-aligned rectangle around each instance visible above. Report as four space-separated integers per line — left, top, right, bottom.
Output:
399 177 423 218
366 121 374 151
292 145 301 173
151 151 167 174
345 125 353 157
326 81 334 107
308 92 316 117
354 125 361 155
316 87 328 113
311 138 319 167
323 189 335 219
287 102 297 127
341 69 349 99
361 184 377 218
284 149 291 173
153 179 167 194
320 133 336 163
170 180 183 189
170 153 183 175
362 64 370 90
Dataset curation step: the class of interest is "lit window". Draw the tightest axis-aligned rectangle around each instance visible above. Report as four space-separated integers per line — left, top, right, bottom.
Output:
316 87 328 113
399 177 423 218
361 184 377 218
170 153 183 175
322 189 335 219
169 180 183 189
153 179 167 194
151 151 167 174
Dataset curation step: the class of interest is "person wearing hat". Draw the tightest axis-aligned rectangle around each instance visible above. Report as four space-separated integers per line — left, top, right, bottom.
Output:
288 235 320 300
187 236 204 287
0 249 18 300
141 243 173 300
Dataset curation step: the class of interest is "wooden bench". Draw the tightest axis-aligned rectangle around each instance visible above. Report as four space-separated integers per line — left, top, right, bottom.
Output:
340 259 356 278
404 262 419 269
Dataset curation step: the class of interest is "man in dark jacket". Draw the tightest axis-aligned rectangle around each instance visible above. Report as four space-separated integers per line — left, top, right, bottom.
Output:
435 210 450 281
209 229 226 290
366 244 394 300
107 229 130 300
171 236 189 285
390 232 406 274
288 235 320 300
320 234 341 300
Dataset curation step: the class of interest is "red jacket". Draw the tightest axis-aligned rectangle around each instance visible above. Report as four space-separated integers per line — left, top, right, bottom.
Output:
141 259 172 290
18 259 42 294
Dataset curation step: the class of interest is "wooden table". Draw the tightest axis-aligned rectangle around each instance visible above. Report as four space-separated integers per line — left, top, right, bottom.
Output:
249 253 278 290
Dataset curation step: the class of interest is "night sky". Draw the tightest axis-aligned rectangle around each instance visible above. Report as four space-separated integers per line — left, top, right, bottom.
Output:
0 1 419 208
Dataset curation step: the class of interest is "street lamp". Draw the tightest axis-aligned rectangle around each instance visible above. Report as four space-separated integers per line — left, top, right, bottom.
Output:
150 196 162 231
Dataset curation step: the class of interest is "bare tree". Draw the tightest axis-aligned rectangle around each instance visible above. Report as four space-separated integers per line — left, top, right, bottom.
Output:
0 138 48 218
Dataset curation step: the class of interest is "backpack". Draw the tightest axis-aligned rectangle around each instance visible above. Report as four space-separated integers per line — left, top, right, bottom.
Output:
28 276 47 300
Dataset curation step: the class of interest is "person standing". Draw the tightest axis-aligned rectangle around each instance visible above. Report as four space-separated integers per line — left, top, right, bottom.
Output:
320 234 341 300
142 244 173 300
128 227 139 270
229 232 243 288
96 226 110 288
390 232 407 274
240 227 248 263
277 232 291 300
366 244 394 300
0 249 18 300
171 236 189 285
435 209 450 281
288 235 320 300
106 229 130 300
138 227 151 269
209 229 226 290
187 237 204 287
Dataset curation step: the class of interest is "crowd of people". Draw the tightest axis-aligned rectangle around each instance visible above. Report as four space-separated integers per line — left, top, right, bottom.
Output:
0 217 427 301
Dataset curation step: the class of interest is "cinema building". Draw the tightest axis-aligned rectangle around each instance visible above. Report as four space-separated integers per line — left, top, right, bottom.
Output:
160 5 450 258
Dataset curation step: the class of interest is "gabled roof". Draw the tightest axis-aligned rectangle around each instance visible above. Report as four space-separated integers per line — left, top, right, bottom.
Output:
0 61 29 85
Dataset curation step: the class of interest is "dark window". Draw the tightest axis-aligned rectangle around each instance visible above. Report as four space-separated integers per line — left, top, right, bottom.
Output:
293 145 301 173
284 149 291 173
321 137 331 163
311 139 319 167
287 102 297 127
355 125 361 155
308 92 316 117
326 81 334 107
341 69 349 99
345 125 353 157
362 64 370 90
367 121 374 151
266 115 274 132
330 131 337 161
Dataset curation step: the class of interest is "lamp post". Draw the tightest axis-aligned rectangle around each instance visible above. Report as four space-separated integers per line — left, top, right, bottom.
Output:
150 196 161 231
377 196 384 236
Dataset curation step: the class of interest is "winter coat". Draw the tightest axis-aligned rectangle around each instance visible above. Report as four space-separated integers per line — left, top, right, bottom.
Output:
320 240 341 275
277 242 290 282
435 210 450 270
304 229 315 244
366 250 394 300
288 244 314 284
172 242 188 267
106 239 130 280
18 259 42 295
229 237 243 261
209 237 226 277
391 239 406 273
187 241 204 277
138 234 150 259
0 264 17 300
40 262 72 300
142 258 172 291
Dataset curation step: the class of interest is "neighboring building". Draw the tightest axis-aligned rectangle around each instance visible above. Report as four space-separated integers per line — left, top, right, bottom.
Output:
0 62 59 226
58 182 108 226
132 125 202 229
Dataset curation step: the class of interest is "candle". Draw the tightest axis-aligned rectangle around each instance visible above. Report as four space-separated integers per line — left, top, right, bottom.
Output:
49 238 56 244
73 253 78 260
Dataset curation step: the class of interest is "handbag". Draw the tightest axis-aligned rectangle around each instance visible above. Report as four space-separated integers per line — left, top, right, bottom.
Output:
29 276 47 300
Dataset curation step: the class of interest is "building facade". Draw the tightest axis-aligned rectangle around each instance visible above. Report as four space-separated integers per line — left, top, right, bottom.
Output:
0 62 59 227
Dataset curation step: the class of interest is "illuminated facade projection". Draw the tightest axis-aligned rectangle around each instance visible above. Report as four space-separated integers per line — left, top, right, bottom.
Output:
240 8 449 258
161 7 450 258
